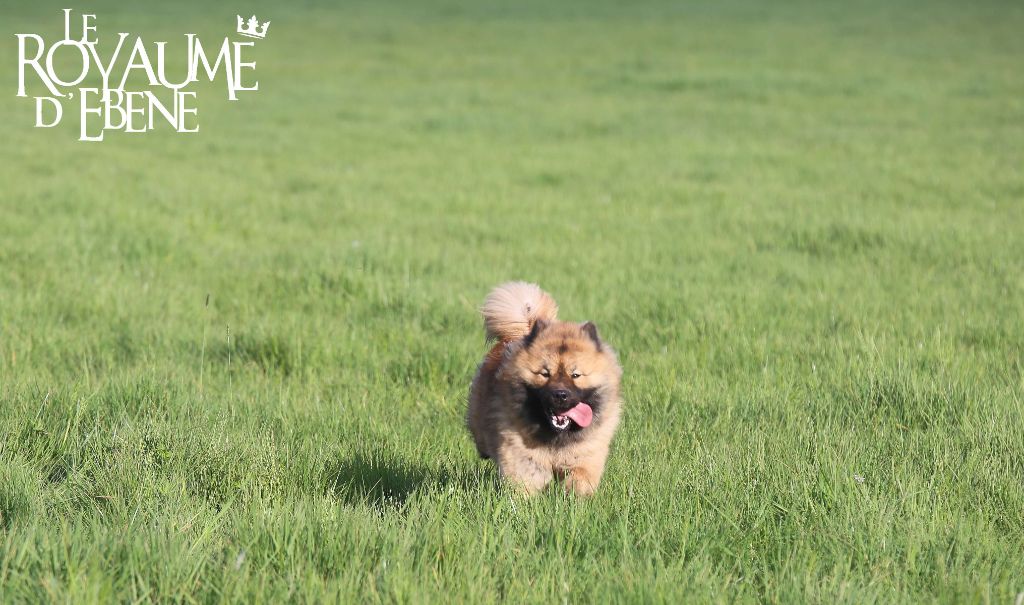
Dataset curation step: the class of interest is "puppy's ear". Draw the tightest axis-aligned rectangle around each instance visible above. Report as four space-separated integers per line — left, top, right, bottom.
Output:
523 318 548 348
580 321 602 350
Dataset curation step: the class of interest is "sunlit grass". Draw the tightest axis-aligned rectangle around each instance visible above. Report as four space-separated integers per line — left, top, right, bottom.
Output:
1 0 1023 602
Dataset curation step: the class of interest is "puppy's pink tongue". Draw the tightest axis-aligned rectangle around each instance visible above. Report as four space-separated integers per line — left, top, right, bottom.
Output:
564 402 593 428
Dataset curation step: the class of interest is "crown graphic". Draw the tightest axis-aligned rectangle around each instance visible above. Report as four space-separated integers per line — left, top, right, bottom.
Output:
237 15 270 39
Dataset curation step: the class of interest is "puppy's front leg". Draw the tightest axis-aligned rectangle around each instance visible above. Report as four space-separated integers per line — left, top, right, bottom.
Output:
564 455 606 496
497 449 552 495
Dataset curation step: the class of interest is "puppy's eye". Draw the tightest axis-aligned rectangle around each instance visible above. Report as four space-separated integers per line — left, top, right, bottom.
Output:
571 371 581 379
539 368 550 378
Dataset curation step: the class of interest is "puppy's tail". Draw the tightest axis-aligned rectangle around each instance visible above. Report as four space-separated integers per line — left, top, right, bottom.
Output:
481 282 558 342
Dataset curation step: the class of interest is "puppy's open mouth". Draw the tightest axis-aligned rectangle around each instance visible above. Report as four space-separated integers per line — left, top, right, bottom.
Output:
549 402 593 431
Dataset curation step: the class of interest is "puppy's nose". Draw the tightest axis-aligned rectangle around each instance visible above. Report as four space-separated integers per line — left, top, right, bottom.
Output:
552 389 570 402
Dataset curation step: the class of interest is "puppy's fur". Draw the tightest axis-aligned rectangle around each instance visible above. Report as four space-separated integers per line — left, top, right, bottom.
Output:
467 282 622 495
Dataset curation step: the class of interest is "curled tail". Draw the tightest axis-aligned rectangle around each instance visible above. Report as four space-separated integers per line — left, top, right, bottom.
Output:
481 282 558 342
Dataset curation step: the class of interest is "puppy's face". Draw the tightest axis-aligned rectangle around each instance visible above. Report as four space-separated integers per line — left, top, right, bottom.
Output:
508 320 619 434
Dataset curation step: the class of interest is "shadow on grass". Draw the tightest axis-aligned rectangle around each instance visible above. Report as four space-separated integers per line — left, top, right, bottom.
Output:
325 452 490 509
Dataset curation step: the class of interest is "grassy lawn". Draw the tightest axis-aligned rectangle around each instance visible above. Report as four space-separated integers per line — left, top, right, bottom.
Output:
1 0 1023 602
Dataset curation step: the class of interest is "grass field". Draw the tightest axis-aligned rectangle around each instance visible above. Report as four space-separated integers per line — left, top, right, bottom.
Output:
2 0 1023 602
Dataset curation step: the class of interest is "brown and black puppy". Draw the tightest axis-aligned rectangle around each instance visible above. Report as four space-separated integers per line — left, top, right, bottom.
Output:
467 282 622 495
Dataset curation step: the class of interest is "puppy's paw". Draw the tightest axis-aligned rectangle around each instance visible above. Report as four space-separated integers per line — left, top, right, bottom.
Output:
499 458 552 496
564 467 599 496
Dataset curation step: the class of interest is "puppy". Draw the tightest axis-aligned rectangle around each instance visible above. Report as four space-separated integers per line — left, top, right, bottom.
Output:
467 282 622 495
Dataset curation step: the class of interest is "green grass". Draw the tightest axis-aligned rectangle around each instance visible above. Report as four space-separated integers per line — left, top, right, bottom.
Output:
2 0 1023 602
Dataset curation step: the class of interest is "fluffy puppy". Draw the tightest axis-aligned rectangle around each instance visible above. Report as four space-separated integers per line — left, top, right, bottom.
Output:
467 282 622 495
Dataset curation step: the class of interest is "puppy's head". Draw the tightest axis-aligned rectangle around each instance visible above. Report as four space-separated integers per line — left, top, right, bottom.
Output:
504 319 620 434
